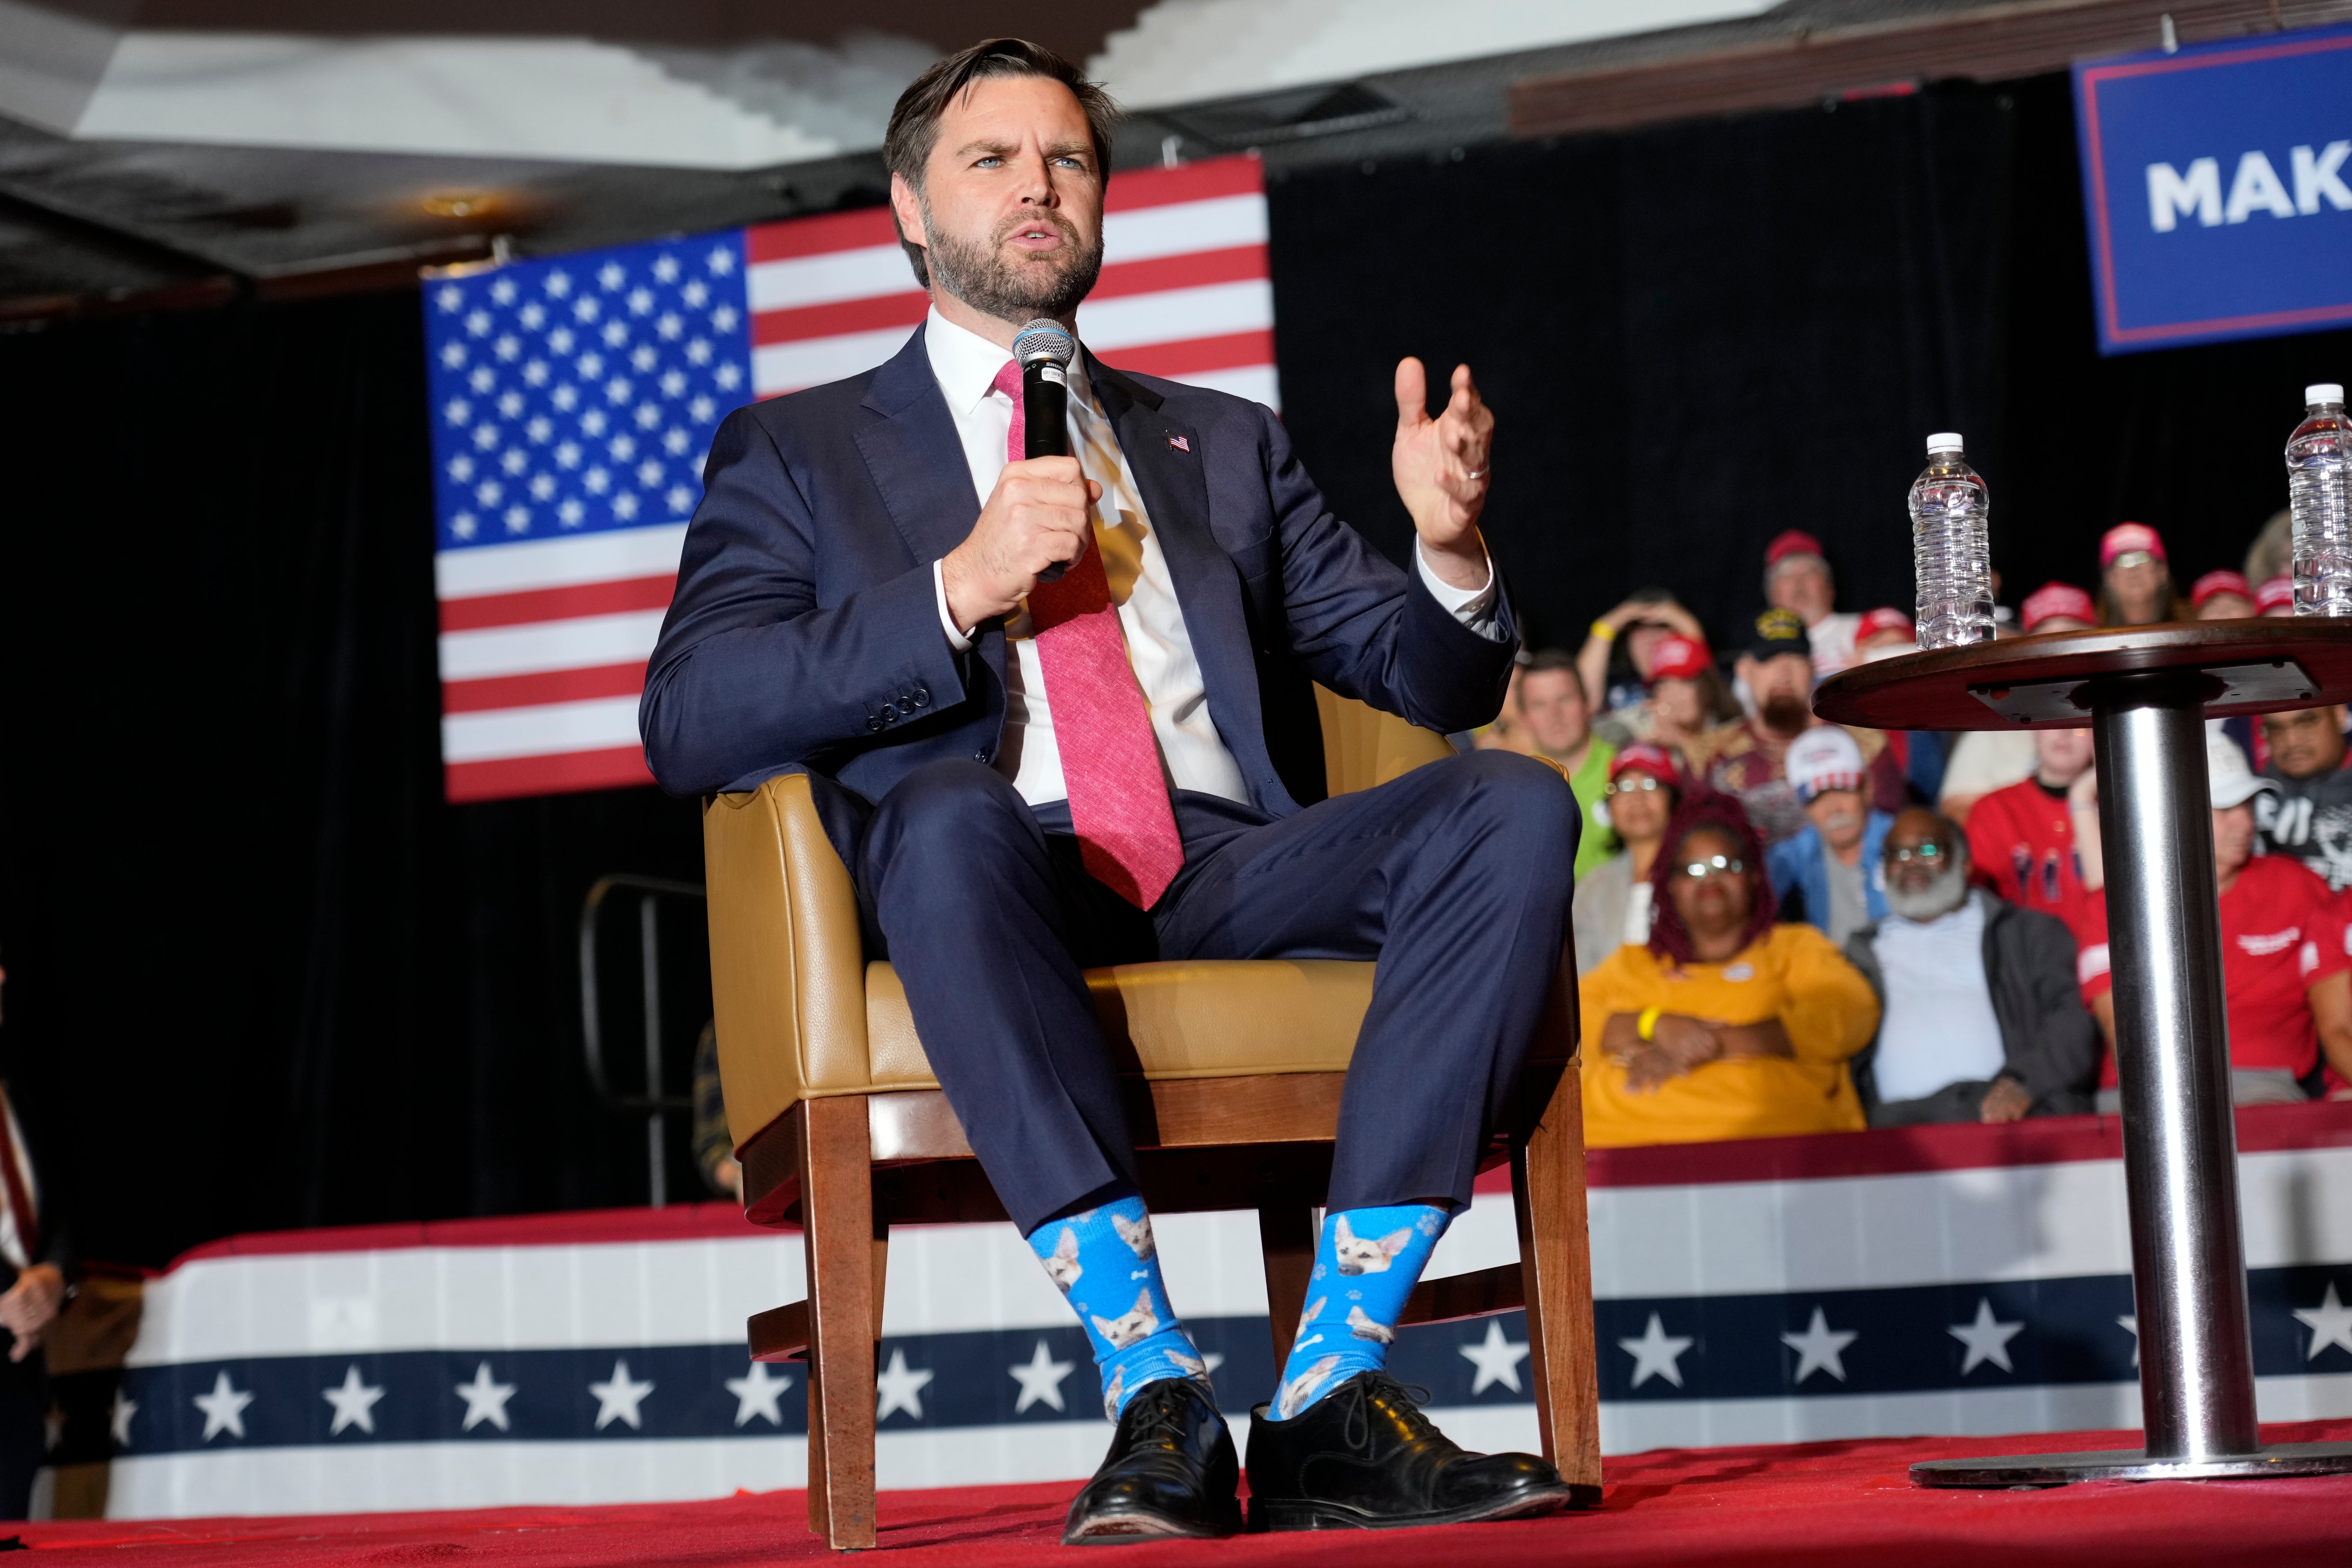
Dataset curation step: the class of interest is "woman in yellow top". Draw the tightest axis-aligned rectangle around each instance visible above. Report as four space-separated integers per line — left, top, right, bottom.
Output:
1581 793 1880 1147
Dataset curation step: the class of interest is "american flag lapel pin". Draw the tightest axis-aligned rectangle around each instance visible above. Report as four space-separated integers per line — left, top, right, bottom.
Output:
1168 434 1191 453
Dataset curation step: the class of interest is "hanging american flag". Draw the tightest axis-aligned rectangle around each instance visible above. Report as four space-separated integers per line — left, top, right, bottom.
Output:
423 154 1275 804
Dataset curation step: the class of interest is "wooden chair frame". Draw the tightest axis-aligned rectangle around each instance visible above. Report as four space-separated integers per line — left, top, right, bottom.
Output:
735 1016 1601 1549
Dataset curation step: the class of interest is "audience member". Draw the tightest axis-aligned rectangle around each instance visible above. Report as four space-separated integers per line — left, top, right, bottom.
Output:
2096 522 2182 625
1963 726 2104 950
1767 727 1891 945
1596 631 1739 752
1571 745 1680 974
2019 581 2096 635
2082 736 2352 1106
1580 795 1880 1147
2257 575 2296 617
1842 809 2098 1126
2191 570 2257 620
1514 649 1619 877
1687 610 1899 844
1852 608 1917 662
1849 608 1948 805
1762 529 1861 678
2246 508 2292 589
1579 593 1708 716
2256 704 2352 891
1938 583 2094 821
1469 661 1533 756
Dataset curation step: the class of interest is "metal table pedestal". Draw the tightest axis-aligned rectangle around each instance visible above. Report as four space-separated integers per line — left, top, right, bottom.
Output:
1812 624 2352 1488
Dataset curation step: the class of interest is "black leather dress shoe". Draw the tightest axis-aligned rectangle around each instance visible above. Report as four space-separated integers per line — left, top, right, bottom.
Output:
1062 1376 1243 1545
1244 1370 1579 1531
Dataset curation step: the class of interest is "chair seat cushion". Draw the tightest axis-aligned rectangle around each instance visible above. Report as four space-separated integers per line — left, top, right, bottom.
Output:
847 959 1373 1096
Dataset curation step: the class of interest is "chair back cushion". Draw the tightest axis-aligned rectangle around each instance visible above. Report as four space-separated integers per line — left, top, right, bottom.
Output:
1316 687 1458 796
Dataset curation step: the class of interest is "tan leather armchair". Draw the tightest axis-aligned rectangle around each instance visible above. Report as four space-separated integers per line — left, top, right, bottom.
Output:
706 688 1599 1549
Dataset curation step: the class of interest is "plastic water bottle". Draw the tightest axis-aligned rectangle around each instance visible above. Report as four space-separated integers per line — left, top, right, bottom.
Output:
1910 432 1995 649
2288 383 2351 617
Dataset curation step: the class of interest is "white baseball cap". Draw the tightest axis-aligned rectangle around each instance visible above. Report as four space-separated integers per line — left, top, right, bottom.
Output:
1788 725 1867 803
2208 732 2277 810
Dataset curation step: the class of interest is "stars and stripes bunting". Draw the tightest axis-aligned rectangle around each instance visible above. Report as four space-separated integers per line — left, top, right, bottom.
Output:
421 155 1276 804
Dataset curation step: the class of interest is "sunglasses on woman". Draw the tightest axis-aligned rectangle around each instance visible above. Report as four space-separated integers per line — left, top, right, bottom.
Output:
1674 854 1745 880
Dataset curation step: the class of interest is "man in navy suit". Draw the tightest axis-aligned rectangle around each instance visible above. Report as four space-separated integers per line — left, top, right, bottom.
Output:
643 38 1579 1542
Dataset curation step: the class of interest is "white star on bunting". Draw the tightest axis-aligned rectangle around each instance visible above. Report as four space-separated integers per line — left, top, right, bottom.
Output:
110 1391 137 1448
726 1360 792 1427
877 1348 935 1421
590 1358 655 1431
1947 1298 2026 1375
1460 1319 1532 1395
455 1361 518 1432
2118 1314 2140 1367
2294 1282 2352 1360
1781 1307 1859 1384
1009 1340 1077 1414
194 1370 255 1441
1618 1313 1696 1389
323 1364 387 1435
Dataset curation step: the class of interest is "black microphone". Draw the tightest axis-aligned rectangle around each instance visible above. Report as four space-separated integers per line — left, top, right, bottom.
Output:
1013 318 1077 582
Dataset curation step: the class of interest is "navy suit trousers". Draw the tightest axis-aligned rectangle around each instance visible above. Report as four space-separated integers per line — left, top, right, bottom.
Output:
852 749 1578 1235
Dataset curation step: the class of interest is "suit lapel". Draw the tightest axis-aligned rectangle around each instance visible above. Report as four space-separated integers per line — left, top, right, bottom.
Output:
1090 357 1277 803
855 326 984 572
854 326 1006 686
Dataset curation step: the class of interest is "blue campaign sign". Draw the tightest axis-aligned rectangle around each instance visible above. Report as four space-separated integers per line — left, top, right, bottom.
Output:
2073 23 2352 354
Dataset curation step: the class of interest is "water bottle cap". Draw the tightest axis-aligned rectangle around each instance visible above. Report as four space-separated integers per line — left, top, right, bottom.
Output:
2310 383 2345 406
1926 432 1964 454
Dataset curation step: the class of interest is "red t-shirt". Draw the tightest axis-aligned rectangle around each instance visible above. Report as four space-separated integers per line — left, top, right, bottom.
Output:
2079 854 2349 1084
1966 777 2101 954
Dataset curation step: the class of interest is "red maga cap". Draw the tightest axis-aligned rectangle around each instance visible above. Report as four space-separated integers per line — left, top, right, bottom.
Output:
1765 529 1826 569
1610 743 1681 786
2099 521 2166 569
2257 575 2295 613
1648 633 1713 682
1856 607 1915 642
2021 581 2096 632
2190 569 2253 609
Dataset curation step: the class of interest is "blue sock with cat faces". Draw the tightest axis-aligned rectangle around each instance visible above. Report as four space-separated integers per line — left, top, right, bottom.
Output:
1271 1202 1452 1421
1025 1188 1213 1420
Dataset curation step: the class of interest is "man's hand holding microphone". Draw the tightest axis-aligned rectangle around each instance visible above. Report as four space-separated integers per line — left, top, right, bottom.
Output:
942 457 1101 635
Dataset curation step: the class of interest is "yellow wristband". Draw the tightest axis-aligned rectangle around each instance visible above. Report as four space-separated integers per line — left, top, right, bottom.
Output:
1590 619 1618 643
1637 1005 1662 1042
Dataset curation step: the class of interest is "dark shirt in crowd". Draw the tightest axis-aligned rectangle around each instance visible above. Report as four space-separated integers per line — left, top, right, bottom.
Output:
2256 760 2352 893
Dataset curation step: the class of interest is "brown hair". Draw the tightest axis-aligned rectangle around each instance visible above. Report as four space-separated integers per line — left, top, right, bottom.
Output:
881 38 1121 288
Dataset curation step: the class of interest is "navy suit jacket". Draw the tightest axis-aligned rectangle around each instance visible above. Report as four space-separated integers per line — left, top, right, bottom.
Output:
640 325 1519 817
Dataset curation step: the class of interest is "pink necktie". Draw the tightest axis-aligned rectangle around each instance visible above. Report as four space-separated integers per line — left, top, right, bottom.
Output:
993 359 1184 909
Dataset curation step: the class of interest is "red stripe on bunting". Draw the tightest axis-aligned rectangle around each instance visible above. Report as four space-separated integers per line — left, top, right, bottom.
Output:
751 291 927 347
745 206 899 263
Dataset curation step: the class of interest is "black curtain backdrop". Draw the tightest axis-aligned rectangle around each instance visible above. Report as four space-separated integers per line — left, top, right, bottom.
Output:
4 71 2348 1266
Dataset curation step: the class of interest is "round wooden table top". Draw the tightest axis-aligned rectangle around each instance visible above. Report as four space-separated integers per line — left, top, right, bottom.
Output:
1811 619 2352 733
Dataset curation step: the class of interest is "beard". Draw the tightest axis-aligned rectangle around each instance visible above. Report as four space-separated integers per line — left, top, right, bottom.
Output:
1760 692 1811 735
1886 858 1971 922
919 199 1103 323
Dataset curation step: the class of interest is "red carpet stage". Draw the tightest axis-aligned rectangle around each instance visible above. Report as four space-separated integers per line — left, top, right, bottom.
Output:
20 1418 2352 1565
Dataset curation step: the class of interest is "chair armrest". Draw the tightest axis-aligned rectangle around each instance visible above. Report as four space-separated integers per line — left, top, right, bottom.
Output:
703 773 871 1153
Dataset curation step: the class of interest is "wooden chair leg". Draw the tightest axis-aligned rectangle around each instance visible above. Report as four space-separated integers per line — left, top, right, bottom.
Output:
1511 1067 1602 1500
801 1096 879 1549
1257 1205 1320 1368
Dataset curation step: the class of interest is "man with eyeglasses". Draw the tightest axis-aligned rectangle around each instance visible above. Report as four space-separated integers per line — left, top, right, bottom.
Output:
1840 809 2098 1126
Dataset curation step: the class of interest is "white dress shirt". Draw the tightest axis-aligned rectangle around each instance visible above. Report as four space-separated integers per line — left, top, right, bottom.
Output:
920 309 1501 808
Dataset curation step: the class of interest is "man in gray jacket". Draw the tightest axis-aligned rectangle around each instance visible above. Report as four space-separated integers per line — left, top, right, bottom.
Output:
1842 808 2099 1125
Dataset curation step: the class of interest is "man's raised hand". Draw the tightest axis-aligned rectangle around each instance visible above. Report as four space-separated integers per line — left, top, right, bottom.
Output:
942 457 1101 632
1391 356 1494 590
